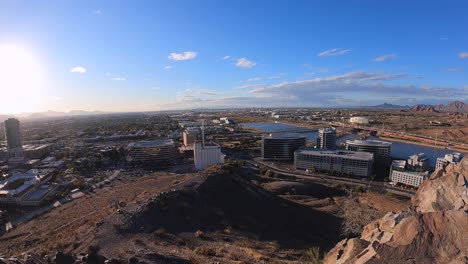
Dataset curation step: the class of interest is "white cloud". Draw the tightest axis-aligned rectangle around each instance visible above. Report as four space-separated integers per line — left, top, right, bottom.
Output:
373 54 397 62
318 48 351 57
445 68 464 73
93 10 103 15
247 77 262 82
248 71 467 104
458 52 468 59
234 84 265 90
199 89 217 95
112 77 126 81
168 51 197 61
164 65 173 69
70 66 87 74
236 58 256 68
222 55 231 60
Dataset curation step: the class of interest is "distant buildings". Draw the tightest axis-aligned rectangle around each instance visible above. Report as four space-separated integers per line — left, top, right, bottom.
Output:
194 143 225 170
126 140 175 164
346 139 391 165
436 153 463 170
406 153 429 171
220 117 235 125
317 127 336 149
183 128 200 146
295 148 374 178
349 116 369 125
389 159 429 187
4 118 22 149
262 133 306 161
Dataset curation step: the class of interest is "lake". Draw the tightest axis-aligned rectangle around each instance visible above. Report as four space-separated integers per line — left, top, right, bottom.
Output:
240 122 464 166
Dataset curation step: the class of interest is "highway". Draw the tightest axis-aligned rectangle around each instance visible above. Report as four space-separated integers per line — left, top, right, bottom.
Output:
330 122 468 150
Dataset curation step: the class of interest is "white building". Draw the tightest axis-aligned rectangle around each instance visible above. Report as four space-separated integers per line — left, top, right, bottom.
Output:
436 153 463 170
194 143 225 170
349 116 369 125
389 160 428 187
407 153 429 171
294 148 374 178
390 169 428 187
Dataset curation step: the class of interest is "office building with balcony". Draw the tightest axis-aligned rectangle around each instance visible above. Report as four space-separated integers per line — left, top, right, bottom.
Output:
345 139 391 165
294 148 374 178
126 140 175 164
317 127 336 149
436 152 463 170
262 133 306 161
389 160 428 187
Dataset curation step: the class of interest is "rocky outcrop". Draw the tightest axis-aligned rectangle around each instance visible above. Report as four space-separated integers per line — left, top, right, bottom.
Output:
411 100 468 113
324 157 468 264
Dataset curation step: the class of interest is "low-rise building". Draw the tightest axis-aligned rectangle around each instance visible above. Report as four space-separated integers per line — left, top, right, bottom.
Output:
436 152 463 170
349 116 369 125
389 159 429 187
183 128 200 147
0 169 56 206
295 148 374 178
126 140 175 164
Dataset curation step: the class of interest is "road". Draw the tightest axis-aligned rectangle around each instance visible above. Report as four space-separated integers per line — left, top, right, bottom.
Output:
248 159 416 198
330 122 468 150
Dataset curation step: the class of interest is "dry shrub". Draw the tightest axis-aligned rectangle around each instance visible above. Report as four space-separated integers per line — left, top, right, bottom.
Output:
194 230 204 238
153 228 168 237
194 246 216 256
341 197 380 237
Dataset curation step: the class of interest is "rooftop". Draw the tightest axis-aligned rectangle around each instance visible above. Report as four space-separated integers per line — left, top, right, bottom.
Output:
264 133 306 140
296 148 374 160
129 139 174 148
319 127 336 133
345 139 392 147
391 160 407 170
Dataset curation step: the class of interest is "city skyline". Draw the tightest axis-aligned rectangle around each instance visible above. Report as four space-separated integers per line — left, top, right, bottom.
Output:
0 0 467 114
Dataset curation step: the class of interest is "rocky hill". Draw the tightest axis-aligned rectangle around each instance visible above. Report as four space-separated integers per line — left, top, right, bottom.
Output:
324 157 468 264
411 100 468 113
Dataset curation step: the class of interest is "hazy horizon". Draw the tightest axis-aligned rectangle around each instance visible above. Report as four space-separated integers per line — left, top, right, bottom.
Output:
1 0 467 114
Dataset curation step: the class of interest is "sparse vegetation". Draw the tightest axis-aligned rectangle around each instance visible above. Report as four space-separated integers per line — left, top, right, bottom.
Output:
303 247 322 264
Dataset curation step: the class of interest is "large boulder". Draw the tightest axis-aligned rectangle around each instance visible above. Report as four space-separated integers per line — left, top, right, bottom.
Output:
324 156 468 264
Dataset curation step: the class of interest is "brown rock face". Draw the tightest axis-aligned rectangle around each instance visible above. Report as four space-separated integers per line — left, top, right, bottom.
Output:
324 157 468 264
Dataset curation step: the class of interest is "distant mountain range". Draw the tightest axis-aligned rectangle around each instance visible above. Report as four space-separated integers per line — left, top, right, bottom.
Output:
0 110 111 122
410 100 468 113
360 103 410 109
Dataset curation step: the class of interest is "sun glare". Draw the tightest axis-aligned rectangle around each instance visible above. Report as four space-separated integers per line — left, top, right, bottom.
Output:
0 44 45 113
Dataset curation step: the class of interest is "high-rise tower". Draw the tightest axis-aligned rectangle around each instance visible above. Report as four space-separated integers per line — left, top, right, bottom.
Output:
317 127 336 150
4 118 22 149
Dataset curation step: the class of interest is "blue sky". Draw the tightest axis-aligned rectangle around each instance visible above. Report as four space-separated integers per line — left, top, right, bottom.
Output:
0 0 467 113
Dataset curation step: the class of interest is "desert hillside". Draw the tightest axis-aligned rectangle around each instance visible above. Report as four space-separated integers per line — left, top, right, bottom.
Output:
0 164 408 263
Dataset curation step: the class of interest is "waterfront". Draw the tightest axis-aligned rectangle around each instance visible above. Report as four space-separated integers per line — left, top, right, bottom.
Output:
241 122 465 166
240 122 318 141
